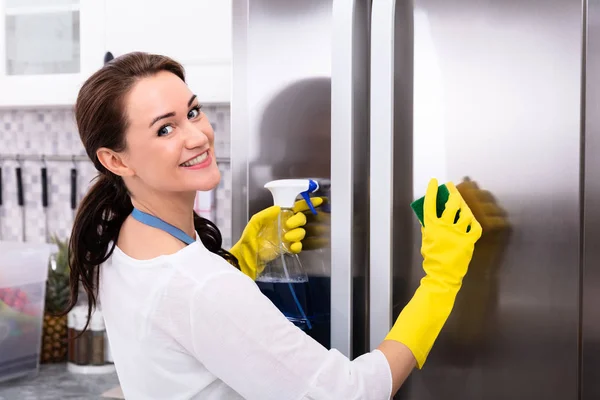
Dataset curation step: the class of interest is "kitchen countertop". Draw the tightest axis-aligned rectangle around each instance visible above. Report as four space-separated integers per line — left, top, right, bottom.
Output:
0 364 120 400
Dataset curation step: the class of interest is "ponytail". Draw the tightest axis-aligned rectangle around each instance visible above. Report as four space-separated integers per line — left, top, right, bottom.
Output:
62 173 132 331
62 172 239 331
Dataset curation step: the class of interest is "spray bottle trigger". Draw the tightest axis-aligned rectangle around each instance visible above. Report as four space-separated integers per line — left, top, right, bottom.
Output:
301 192 318 215
301 179 319 215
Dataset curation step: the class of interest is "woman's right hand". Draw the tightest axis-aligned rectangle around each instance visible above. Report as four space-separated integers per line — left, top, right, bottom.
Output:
379 178 482 395
419 179 483 288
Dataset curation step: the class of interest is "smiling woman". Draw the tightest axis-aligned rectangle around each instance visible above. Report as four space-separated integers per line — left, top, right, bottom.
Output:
60 52 481 400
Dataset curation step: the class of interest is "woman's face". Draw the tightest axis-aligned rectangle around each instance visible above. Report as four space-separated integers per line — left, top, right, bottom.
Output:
119 71 220 194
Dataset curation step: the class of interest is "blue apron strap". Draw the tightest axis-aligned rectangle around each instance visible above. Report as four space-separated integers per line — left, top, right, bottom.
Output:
131 208 195 245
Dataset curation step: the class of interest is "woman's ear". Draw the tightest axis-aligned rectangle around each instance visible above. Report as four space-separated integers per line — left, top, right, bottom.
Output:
97 147 135 178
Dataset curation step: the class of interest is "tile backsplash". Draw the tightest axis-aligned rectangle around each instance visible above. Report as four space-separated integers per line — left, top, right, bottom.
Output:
0 105 233 247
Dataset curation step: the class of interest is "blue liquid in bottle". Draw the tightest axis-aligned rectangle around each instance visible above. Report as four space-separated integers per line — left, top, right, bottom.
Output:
256 273 331 348
256 276 311 329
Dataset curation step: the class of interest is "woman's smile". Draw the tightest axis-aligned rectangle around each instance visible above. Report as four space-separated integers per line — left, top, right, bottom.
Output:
180 150 211 169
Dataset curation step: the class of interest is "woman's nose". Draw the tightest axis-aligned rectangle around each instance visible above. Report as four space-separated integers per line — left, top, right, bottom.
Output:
184 122 209 148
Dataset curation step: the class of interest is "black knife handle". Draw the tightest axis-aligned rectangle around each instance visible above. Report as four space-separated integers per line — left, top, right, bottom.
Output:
41 167 48 208
16 167 24 207
70 168 77 210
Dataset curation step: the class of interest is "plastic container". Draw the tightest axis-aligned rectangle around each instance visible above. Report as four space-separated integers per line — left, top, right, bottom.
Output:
0 241 57 384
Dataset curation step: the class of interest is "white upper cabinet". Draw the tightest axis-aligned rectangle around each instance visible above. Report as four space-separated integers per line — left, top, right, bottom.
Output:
0 0 231 107
0 0 105 107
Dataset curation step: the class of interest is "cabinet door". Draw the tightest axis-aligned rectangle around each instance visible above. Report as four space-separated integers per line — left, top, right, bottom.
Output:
104 0 231 103
0 0 105 107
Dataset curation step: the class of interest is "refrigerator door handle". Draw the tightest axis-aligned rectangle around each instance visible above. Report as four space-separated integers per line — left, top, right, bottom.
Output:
369 0 413 351
332 0 372 358
331 0 357 358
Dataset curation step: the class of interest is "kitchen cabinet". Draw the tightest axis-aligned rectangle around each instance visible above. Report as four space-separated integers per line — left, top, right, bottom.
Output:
0 0 105 108
0 0 231 108
99 0 232 103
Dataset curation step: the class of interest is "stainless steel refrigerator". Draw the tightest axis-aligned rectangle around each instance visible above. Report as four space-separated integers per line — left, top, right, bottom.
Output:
231 0 598 398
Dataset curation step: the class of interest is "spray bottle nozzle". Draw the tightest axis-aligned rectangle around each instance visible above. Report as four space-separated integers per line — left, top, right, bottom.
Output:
264 179 320 215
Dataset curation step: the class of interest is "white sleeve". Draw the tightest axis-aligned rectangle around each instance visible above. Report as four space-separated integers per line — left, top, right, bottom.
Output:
188 271 392 400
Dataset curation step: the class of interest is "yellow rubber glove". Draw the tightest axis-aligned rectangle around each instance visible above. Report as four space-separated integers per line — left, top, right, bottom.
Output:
230 197 324 280
385 178 483 368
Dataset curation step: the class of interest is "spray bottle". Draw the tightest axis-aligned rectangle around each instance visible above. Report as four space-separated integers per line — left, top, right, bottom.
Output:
255 179 319 331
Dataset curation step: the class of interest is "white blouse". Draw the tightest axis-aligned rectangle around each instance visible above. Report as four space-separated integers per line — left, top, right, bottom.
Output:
99 234 392 399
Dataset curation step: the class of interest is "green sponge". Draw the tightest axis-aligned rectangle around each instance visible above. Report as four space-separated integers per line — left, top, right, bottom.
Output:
410 184 454 227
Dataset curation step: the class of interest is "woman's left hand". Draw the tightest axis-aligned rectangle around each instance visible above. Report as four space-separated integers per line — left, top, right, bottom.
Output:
229 197 324 280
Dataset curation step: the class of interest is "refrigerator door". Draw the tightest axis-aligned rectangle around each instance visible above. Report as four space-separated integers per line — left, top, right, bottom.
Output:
231 0 371 356
370 0 583 399
231 0 333 350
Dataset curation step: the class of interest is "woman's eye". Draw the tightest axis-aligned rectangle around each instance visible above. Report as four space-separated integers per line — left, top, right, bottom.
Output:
158 125 174 137
188 106 202 119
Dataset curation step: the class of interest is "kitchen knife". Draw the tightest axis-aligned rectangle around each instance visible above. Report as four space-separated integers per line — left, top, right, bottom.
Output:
71 164 77 219
16 164 25 242
41 163 49 242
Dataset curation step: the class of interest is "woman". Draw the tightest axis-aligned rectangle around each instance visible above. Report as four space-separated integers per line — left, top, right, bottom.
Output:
65 52 482 399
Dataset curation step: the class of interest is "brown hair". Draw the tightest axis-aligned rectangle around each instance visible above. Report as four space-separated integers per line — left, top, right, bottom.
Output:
62 52 238 330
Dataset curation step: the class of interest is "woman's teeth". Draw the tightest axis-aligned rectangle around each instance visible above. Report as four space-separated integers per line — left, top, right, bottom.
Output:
181 152 208 167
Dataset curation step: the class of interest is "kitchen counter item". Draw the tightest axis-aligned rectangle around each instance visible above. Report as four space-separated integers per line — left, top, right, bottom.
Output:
67 307 115 375
0 241 57 384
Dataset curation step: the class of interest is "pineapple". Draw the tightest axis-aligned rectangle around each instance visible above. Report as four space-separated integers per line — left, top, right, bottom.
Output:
40 235 71 364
